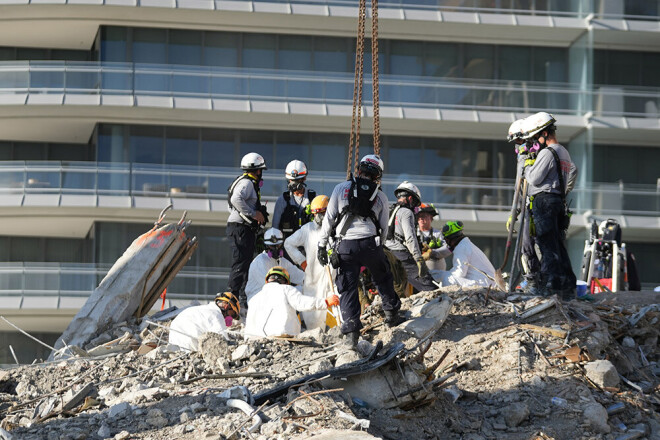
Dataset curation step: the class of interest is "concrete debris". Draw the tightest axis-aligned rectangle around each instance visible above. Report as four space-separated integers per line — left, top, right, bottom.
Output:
584 360 620 389
1 287 659 439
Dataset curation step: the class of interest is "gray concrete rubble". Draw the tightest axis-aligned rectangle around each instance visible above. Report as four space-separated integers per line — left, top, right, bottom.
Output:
50 207 198 360
0 287 658 439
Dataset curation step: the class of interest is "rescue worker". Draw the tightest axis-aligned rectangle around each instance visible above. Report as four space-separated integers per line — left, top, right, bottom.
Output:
226 153 268 309
435 221 496 288
385 181 437 293
416 203 451 272
245 228 305 302
506 118 542 295
272 160 316 239
169 292 240 351
521 112 578 299
284 195 336 330
318 154 404 349
245 266 339 339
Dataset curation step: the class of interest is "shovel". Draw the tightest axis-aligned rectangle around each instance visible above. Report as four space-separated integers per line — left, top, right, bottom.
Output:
495 177 527 291
325 265 343 326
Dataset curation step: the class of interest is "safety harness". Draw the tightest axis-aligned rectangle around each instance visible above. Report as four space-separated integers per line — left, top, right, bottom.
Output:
227 173 262 227
279 189 316 235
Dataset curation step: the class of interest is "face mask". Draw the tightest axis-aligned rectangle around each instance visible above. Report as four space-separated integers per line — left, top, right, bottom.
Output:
267 248 283 259
288 180 305 192
225 316 233 327
259 180 264 188
314 213 325 226
528 141 541 154
413 206 420 215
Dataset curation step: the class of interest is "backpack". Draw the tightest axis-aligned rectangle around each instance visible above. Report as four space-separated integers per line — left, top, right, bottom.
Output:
330 176 380 237
279 189 316 235
386 204 405 242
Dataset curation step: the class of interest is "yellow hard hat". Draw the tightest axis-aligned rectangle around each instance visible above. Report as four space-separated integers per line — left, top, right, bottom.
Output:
310 195 329 214
265 266 291 284
215 292 240 316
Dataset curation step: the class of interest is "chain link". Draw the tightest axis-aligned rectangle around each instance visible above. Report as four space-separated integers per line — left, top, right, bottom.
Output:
347 0 367 180
371 0 381 157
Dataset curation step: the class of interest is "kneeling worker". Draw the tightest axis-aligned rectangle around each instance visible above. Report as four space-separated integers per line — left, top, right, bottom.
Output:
385 181 437 293
435 221 496 288
245 266 339 339
169 292 240 351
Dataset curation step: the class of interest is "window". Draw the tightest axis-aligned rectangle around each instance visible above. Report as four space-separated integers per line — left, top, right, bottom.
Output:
203 32 239 68
499 46 531 82
130 126 163 164
133 28 167 64
314 37 348 73
243 34 276 69
169 30 202 66
275 132 309 169
464 45 494 80
201 128 235 168
387 136 422 176
279 36 312 71
165 126 199 166
101 27 128 62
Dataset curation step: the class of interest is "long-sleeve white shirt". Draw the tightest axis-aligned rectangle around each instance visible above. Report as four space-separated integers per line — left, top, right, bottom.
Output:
168 303 227 351
245 283 327 338
244 252 305 301
432 237 495 288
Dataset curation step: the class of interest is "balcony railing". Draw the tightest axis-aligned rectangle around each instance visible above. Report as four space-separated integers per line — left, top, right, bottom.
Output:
0 161 658 216
0 62 658 118
0 262 226 309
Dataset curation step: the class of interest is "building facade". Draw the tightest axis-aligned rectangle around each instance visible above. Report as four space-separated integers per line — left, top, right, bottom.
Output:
0 0 658 358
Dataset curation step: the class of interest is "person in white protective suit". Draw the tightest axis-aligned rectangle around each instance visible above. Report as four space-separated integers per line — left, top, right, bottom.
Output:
433 221 496 288
244 228 305 302
168 292 240 351
245 266 339 339
283 195 336 330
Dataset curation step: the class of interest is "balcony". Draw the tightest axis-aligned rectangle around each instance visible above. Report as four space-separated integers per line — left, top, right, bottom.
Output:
0 162 658 219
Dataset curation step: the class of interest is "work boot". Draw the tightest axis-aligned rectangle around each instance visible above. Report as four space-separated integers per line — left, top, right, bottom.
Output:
343 331 359 349
384 309 406 328
522 279 540 296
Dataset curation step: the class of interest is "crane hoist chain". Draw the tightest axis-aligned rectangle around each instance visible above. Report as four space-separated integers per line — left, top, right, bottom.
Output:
346 0 381 180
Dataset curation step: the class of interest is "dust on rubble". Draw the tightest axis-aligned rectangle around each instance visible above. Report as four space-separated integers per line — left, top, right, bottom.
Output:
0 287 659 440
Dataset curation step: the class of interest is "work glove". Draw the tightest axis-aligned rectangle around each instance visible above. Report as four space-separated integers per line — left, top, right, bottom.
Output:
421 243 430 253
325 294 340 308
415 258 430 278
300 261 307 271
506 215 513 232
529 216 536 237
422 248 433 261
524 158 536 168
317 246 328 266
429 238 442 249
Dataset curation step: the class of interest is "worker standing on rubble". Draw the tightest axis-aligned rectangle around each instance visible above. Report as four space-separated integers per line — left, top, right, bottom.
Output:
272 160 316 239
416 203 451 272
385 182 437 293
226 153 268 310
318 155 405 349
245 266 339 338
245 228 305 302
506 118 542 295
521 112 578 299
169 292 240 351
284 195 336 330
435 221 496 287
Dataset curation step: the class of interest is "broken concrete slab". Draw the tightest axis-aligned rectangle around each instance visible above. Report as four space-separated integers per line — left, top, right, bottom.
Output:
583 401 610 434
585 360 620 389
302 429 382 439
61 382 96 412
397 295 452 339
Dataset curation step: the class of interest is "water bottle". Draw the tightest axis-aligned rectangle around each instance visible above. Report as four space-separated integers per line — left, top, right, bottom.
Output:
551 396 567 407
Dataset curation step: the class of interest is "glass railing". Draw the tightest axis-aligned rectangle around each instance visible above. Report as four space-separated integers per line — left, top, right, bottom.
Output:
0 161 658 216
0 61 589 115
0 262 226 306
2 62 659 117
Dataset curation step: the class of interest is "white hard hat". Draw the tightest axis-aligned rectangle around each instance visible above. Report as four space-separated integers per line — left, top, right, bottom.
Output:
263 228 284 246
358 154 384 178
285 160 308 181
521 112 556 139
241 152 267 170
507 118 526 143
394 181 422 204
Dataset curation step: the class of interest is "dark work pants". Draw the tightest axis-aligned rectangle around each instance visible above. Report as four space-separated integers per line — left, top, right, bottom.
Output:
227 222 257 302
336 237 401 334
390 249 438 293
531 193 576 290
521 206 541 283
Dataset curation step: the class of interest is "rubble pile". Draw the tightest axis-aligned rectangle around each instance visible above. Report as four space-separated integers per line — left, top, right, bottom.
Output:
0 287 659 440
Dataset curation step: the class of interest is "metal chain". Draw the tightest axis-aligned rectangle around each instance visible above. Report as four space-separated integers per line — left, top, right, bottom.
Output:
371 0 381 157
347 0 367 180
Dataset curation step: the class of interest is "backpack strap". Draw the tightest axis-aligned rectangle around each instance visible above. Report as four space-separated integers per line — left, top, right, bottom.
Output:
227 173 261 225
548 147 566 200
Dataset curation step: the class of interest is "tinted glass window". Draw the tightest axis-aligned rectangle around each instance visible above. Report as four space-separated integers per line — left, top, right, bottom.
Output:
130 126 163 164
165 126 199 166
169 30 202 66
133 28 167 64
204 32 239 68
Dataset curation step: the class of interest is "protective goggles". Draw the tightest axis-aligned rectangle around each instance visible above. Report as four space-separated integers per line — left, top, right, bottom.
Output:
442 221 464 237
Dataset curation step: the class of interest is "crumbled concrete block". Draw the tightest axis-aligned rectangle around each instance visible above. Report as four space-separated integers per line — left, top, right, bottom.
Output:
97 424 111 438
309 359 333 374
585 360 620 388
107 402 131 419
114 431 130 440
231 344 253 362
583 402 610 434
502 402 529 427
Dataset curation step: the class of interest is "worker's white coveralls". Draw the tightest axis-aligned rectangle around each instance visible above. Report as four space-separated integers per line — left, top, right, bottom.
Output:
284 221 337 330
244 252 305 302
431 237 496 288
245 283 328 338
168 303 227 351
